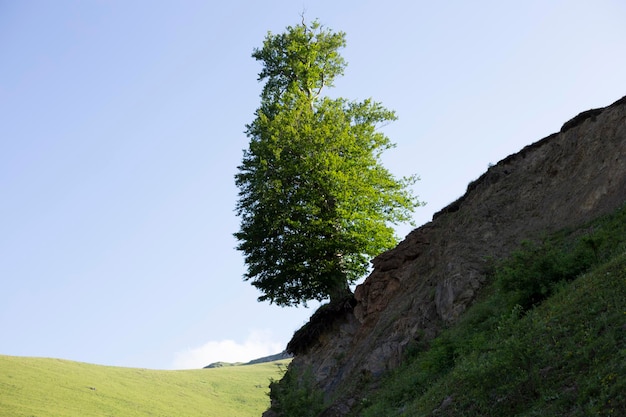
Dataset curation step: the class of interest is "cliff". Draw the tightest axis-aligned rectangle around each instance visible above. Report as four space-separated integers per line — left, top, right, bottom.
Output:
267 95 626 416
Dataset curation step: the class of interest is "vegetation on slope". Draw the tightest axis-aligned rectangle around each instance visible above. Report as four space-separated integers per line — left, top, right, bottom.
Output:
353 204 626 416
0 356 289 417
267 204 626 416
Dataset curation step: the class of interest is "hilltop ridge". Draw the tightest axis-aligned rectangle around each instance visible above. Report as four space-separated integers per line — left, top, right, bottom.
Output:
204 351 292 368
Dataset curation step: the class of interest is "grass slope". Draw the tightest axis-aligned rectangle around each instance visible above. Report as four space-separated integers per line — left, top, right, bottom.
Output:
354 205 626 416
0 356 288 417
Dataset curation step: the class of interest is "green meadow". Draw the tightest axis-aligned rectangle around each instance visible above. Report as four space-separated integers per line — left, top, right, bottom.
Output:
0 355 288 417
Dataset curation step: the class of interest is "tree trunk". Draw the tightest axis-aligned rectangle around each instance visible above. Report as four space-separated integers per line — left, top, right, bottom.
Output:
328 274 352 305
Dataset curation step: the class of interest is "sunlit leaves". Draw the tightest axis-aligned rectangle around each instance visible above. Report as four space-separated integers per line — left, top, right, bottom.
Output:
235 20 422 306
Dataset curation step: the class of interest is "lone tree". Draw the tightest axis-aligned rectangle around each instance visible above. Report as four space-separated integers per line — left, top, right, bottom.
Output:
235 19 422 307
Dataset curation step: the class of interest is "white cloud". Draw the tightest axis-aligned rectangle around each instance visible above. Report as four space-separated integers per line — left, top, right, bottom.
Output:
171 330 285 369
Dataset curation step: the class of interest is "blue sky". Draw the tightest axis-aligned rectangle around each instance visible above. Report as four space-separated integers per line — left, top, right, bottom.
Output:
1 1 625 370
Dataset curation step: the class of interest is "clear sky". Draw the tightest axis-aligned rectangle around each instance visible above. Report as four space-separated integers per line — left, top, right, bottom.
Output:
1 1 625 370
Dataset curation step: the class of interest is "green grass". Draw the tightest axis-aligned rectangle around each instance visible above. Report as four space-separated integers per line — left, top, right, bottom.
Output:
0 355 289 417
352 204 626 417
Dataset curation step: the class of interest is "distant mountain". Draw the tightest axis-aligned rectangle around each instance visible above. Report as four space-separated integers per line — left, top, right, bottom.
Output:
204 351 292 369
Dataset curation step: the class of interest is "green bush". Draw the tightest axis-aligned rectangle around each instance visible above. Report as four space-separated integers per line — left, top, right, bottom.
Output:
495 240 590 309
268 365 325 417
493 205 626 311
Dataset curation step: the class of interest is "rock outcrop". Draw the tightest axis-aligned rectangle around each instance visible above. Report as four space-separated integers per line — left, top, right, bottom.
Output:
269 95 626 415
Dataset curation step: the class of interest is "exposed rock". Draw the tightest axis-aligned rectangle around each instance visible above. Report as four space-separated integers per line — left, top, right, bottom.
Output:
287 295 356 356
270 95 626 415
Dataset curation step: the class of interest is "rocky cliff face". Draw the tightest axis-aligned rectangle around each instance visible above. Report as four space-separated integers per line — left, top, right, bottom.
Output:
270 95 626 416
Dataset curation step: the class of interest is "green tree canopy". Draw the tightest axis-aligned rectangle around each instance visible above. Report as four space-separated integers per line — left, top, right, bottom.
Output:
235 20 422 307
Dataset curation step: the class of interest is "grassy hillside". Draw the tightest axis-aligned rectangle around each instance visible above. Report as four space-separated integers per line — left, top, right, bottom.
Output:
352 204 626 416
0 355 288 417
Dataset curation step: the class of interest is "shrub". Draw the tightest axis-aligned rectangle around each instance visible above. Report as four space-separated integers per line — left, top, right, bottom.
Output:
268 365 325 417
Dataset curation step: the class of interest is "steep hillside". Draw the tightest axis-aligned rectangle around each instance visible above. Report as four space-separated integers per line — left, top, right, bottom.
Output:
265 95 626 416
356 205 626 416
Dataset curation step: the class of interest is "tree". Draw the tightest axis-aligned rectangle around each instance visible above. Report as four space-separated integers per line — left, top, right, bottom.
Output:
234 19 422 307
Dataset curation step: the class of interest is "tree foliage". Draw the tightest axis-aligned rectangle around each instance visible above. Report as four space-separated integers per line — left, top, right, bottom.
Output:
235 19 422 307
